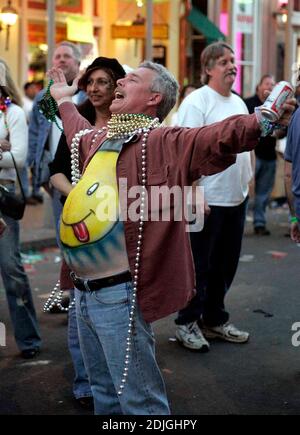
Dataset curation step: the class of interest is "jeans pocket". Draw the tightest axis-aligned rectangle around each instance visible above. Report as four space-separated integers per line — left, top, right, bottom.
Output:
92 282 129 305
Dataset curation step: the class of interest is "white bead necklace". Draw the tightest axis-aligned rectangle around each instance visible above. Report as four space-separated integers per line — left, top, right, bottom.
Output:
43 280 75 313
70 127 107 185
48 115 160 396
44 127 107 314
115 117 160 396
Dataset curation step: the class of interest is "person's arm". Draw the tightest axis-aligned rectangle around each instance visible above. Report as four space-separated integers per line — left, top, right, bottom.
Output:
274 127 288 139
50 173 73 196
284 110 300 242
183 95 295 180
0 217 7 237
49 133 74 196
0 106 28 169
27 95 43 167
181 113 262 180
284 161 296 216
284 160 300 242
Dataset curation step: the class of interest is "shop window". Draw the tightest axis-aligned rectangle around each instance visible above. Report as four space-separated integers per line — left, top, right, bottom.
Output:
27 21 98 83
152 45 167 66
190 38 206 85
294 0 300 11
232 0 257 97
28 1 83 13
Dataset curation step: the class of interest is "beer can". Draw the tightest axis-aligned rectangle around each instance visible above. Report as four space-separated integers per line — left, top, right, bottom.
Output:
261 81 294 122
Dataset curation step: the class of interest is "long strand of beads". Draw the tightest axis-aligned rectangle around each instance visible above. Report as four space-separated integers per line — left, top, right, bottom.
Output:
70 127 107 185
117 118 160 396
45 127 107 312
43 280 76 313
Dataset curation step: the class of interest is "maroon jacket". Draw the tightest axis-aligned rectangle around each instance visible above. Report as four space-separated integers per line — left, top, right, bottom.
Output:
59 102 260 322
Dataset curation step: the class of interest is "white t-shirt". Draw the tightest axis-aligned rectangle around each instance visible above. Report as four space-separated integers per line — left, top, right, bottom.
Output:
177 85 252 207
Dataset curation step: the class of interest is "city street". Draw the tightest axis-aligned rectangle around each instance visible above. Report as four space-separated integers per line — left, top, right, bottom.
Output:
0 205 300 415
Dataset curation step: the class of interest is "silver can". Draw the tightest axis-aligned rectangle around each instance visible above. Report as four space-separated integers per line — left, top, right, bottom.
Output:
261 81 294 122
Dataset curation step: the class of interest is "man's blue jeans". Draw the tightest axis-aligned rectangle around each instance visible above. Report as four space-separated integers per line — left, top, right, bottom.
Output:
0 213 41 351
68 289 92 400
56 210 91 400
75 281 170 415
254 157 277 228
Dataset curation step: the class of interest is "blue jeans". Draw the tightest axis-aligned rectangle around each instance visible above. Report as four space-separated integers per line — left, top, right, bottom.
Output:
75 282 170 415
56 212 91 400
0 210 41 351
254 157 276 228
68 289 92 399
19 166 30 198
20 165 41 198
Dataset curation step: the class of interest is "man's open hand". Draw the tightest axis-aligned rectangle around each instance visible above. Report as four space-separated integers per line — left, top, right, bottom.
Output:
47 67 79 103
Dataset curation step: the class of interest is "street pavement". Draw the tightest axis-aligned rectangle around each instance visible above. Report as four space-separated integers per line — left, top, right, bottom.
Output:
0 201 300 415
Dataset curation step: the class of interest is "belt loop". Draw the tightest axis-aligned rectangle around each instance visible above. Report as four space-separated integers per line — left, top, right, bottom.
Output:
83 280 91 292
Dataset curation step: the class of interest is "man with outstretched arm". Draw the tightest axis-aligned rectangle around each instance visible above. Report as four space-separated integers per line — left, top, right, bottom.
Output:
48 62 294 415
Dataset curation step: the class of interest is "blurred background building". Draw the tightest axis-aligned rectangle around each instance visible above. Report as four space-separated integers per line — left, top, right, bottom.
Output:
0 0 298 98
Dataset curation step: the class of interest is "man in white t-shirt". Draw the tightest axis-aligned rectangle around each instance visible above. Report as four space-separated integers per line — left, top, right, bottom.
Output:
175 42 253 351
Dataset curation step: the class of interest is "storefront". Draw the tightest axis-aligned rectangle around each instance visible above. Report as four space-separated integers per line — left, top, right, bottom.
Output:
0 0 291 98
230 0 262 97
26 1 100 85
184 0 290 98
284 0 300 84
0 0 179 89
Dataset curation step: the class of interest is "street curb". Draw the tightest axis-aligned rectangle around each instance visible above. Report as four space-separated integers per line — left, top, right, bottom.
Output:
20 237 58 252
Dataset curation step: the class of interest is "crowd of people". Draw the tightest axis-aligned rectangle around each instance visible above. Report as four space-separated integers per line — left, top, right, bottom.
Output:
0 40 298 415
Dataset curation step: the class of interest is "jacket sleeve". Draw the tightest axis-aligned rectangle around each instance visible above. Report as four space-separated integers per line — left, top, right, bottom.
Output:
28 98 42 167
153 113 261 182
0 105 28 168
190 113 261 180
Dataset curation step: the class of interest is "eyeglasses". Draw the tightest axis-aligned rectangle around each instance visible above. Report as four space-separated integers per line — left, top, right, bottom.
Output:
86 78 113 89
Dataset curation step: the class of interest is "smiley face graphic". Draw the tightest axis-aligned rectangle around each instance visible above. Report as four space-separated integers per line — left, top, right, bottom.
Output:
60 150 119 248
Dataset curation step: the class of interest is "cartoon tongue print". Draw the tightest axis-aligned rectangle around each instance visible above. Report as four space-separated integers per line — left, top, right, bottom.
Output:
72 221 90 243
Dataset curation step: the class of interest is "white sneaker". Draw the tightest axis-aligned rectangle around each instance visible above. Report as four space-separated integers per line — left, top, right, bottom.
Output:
202 323 249 344
175 321 210 352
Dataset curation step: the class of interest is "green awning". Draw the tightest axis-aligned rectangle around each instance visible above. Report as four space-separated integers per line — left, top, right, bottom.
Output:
188 7 225 44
